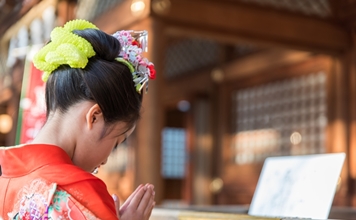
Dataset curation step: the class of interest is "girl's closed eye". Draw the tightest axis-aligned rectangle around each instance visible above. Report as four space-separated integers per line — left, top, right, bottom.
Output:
113 138 127 151
113 142 119 151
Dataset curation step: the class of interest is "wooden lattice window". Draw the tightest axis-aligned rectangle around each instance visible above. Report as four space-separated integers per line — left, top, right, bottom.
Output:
231 72 327 164
161 127 187 178
165 39 219 78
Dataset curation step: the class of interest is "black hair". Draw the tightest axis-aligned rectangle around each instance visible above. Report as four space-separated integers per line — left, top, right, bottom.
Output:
45 28 143 129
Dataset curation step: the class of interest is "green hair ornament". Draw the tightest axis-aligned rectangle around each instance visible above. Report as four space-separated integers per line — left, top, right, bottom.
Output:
33 19 98 82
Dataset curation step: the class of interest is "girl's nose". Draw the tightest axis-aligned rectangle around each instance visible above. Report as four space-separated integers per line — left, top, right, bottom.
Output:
101 159 108 165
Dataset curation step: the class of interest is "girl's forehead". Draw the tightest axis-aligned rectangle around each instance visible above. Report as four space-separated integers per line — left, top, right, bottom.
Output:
109 122 135 137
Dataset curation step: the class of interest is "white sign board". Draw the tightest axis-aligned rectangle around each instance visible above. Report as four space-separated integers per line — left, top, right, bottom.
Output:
248 153 345 219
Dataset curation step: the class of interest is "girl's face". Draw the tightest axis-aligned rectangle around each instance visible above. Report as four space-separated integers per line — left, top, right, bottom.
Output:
71 103 136 172
88 123 136 173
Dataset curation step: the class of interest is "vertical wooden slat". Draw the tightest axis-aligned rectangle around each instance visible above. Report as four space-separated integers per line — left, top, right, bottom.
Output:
185 95 195 203
56 0 76 26
130 17 165 204
215 80 231 204
5 61 24 146
191 97 213 205
327 55 350 206
346 34 356 206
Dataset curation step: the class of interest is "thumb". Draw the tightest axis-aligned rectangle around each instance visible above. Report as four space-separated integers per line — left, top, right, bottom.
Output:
112 194 120 217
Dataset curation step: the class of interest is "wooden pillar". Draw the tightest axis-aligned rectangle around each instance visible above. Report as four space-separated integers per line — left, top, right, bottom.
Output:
327 55 350 206
56 0 77 26
131 17 165 204
6 60 24 146
191 97 213 205
347 33 356 206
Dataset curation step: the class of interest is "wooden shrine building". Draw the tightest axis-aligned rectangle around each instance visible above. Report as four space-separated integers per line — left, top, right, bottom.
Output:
0 0 356 217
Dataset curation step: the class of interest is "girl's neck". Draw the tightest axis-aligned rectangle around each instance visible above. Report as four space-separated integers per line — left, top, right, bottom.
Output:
31 112 77 159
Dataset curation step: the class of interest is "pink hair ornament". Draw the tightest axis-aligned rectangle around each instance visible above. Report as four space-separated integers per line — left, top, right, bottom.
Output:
113 30 156 94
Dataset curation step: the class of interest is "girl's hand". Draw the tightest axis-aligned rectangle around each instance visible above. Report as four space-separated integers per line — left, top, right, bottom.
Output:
113 183 155 220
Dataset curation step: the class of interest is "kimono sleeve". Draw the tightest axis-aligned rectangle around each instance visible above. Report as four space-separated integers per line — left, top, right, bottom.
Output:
59 178 118 220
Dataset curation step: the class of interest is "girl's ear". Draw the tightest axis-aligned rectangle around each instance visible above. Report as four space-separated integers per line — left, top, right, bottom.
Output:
86 104 103 129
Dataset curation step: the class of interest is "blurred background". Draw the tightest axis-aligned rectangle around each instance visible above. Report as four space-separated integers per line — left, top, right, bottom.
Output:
0 0 356 215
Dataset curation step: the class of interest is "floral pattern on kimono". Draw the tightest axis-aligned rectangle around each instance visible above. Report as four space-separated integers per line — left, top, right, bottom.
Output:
8 178 98 220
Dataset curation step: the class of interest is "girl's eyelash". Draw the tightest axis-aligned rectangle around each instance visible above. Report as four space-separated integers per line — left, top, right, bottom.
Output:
113 142 119 151
113 138 127 151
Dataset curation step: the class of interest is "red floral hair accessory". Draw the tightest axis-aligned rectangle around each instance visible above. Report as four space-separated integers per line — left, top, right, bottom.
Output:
112 30 156 93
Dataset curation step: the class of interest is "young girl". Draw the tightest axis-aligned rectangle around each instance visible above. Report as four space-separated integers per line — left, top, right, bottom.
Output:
0 19 156 219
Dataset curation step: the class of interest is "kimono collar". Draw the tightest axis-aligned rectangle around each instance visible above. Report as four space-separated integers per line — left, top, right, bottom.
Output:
0 144 73 177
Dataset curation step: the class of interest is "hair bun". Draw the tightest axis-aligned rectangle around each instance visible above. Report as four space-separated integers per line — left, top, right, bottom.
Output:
73 29 121 61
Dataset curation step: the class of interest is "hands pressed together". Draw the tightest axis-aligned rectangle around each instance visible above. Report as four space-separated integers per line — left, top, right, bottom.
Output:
113 183 155 220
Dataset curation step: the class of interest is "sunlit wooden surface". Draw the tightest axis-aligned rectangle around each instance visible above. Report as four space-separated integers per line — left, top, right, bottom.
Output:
149 206 356 220
150 208 280 220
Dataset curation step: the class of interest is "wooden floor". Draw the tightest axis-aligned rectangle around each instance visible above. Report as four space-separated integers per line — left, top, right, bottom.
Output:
150 208 280 220
149 206 356 220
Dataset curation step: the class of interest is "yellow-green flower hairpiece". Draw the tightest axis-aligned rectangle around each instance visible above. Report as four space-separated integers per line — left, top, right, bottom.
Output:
33 19 99 82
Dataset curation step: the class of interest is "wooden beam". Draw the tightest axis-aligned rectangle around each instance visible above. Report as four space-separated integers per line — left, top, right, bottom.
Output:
161 49 313 106
93 0 151 34
154 0 350 54
0 0 57 45
222 49 312 81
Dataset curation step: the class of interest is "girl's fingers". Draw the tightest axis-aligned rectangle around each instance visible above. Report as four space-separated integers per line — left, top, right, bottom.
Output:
137 185 154 213
147 201 156 218
120 184 144 212
126 184 144 203
128 185 147 210
120 183 155 220
143 196 155 217
112 194 120 217
144 185 156 216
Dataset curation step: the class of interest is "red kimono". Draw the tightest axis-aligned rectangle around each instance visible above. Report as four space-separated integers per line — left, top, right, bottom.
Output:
0 144 118 219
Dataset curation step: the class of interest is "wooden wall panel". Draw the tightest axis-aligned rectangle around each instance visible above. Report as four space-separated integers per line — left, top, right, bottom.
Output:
215 55 353 206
